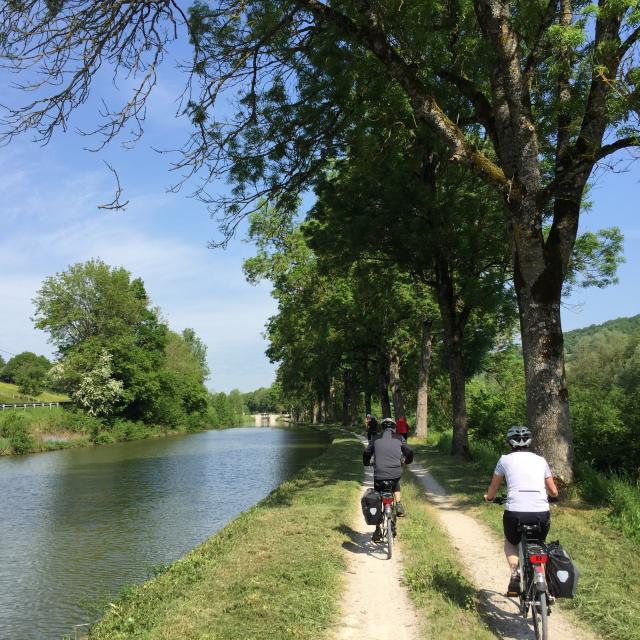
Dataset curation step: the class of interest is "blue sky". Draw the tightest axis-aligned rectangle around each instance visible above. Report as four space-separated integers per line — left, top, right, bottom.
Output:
0 36 638 392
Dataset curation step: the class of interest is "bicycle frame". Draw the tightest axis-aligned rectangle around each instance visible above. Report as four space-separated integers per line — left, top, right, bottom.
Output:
517 523 550 640
488 498 550 640
378 484 397 559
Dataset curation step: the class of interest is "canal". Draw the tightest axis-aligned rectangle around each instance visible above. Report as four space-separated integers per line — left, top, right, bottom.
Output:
0 427 329 639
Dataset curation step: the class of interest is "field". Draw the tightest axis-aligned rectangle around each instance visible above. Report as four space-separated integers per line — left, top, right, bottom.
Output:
0 381 69 404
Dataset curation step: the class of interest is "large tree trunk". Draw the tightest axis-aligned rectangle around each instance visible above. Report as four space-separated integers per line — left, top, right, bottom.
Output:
341 380 349 426
512 196 578 483
378 354 392 419
347 370 358 425
388 349 406 420
415 318 433 439
435 256 469 457
362 355 372 416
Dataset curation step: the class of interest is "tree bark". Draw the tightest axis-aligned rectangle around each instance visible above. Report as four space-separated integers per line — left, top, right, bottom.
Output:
377 353 392 419
415 318 433 440
341 374 349 426
347 369 358 425
435 256 469 458
388 349 406 420
512 195 579 483
362 353 372 416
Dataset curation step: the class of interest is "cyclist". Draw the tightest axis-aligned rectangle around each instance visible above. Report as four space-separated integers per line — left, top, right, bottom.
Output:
396 414 409 441
363 417 413 542
366 414 379 442
484 425 559 595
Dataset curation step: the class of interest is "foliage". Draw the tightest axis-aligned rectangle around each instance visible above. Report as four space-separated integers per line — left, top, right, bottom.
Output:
32 259 210 427
0 351 51 396
243 383 284 414
0 413 36 454
57 351 124 417
564 313 640 354
208 390 246 427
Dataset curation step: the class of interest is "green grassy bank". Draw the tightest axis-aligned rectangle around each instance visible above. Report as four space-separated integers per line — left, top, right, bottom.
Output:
0 406 258 456
86 428 504 640
411 435 640 640
88 432 362 640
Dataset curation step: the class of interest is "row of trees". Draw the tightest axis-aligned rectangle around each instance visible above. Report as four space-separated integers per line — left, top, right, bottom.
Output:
2 1 639 480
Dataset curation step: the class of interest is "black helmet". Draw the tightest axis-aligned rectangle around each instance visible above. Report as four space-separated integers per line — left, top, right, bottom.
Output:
506 425 532 448
380 418 396 431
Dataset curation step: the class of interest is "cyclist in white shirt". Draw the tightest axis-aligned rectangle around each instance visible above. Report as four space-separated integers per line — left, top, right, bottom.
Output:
484 425 558 595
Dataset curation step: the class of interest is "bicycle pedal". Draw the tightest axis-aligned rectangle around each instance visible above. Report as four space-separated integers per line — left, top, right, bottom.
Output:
506 590 520 597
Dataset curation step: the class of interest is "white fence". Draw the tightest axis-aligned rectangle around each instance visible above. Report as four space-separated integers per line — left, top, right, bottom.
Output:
0 402 68 411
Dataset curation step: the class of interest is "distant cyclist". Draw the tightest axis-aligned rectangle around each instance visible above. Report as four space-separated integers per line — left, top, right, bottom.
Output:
363 418 413 542
395 414 409 441
366 414 379 442
484 425 558 595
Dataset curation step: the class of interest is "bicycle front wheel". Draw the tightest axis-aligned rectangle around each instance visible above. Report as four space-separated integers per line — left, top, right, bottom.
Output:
531 592 548 640
386 515 393 559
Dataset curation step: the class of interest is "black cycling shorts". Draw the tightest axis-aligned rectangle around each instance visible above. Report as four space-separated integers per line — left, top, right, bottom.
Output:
374 477 401 492
503 510 551 545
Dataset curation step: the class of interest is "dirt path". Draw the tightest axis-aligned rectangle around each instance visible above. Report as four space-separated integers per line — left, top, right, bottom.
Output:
410 461 600 640
330 465 422 640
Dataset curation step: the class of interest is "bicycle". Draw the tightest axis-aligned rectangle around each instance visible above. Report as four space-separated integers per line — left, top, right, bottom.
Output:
491 497 551 640
376 479 397 559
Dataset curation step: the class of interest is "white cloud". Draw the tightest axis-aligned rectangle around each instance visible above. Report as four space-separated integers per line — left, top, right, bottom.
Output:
0 151 277 391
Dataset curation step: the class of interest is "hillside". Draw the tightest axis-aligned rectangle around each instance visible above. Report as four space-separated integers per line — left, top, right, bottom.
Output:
0 381 69 405
564 313 640 353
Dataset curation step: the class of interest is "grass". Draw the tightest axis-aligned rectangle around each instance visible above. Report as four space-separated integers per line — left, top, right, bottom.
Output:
0 380 69 404
410 434 640 640
397 474 495 639
88 432 362 640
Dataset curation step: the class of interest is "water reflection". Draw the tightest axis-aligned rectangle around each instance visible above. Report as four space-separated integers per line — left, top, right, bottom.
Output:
0 427 328 639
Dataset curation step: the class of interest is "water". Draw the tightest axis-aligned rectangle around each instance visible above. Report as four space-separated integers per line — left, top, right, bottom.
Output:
0 427 328 639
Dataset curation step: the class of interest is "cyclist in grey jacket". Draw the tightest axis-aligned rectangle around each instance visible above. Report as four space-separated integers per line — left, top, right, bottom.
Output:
363 418 413 540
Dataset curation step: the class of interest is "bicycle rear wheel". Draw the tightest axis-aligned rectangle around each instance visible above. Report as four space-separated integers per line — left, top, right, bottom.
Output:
386 515 393 559
531 592 548 640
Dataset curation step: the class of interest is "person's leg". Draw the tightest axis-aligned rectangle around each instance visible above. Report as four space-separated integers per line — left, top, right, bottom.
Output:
503 511 521 593
504 538 519 573
393 479 406 516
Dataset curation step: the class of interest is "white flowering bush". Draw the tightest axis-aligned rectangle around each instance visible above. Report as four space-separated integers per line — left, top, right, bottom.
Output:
72 351 124 417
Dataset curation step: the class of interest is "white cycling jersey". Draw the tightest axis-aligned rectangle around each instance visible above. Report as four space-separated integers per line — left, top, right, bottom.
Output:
494 451 552 512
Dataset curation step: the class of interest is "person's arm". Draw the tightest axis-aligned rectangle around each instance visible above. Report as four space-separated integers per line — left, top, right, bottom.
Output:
363 443 374 466
401 442 413 464
545 475 559 498
484 474 503 501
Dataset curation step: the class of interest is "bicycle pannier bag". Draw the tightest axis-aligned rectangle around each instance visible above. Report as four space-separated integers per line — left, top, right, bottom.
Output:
546 540 580 598
361 489 383 525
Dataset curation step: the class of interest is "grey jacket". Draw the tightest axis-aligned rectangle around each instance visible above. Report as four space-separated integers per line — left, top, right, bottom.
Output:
363 429 413 480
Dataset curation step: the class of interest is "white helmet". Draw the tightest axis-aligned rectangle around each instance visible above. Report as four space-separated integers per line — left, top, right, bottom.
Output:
506 425 532 448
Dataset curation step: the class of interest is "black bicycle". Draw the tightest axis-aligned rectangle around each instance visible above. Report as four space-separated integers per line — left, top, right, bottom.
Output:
377 479 397 559
491 497 551 640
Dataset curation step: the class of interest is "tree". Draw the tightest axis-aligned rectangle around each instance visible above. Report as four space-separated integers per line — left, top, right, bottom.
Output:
0 351 51 394
182 328 210 380
33 259 170 421
4 1 639 479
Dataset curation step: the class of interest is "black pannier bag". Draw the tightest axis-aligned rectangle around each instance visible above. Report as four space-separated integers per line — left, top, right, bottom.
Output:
361 488 383 525
546 540 580 598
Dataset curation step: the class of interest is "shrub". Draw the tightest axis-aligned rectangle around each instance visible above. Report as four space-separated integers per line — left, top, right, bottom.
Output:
0 413 36 454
